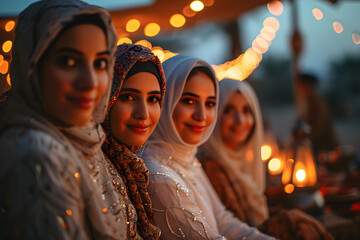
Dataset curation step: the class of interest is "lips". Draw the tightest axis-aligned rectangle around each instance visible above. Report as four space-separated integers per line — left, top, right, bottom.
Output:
127 124 150 134
186 124 206 133
67 96 95 108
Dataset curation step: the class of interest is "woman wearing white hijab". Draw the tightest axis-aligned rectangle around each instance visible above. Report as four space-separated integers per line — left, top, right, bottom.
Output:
198 78 333 240
141 55 275 239
198 79 268 226
0 0 126 239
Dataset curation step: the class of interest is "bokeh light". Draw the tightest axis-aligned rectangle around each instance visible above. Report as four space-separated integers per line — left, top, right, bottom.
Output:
117 37 132 45
284 184 295 194
144 23 160 37
268 158 283 174
190 1 204 12
263 17 280 32
183 5 196 17
352 33 360 44
5 20 15 32
2 41 12 53
7 74 11 86
170 14 186 28
202 0 214 6
267 1 283 16
261 27 276 41
296 169 306 182
261 145 272 161
135 40 152 49
0 60 9 74
152 47 165 62
333 21 343 33
126 19 140 32
312 8 323 20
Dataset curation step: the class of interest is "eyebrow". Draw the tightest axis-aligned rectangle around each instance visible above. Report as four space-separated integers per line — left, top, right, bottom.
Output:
182 92 216 100
120 88 161 95
55 47 110 56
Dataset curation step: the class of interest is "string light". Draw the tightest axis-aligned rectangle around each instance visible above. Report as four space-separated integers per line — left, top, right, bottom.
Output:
190 1 205 12
312 8 323 20
267 1 283 16
126 19 140 33
2 41 12 53
333 21 343 34
5 20 15 32
170 14 186 28
144 23 160 37
117 37 132 45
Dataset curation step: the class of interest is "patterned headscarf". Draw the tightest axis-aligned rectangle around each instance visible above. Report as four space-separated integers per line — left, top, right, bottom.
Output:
101 44 165 239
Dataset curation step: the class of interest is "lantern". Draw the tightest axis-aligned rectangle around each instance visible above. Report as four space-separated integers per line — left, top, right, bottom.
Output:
282 121 317 190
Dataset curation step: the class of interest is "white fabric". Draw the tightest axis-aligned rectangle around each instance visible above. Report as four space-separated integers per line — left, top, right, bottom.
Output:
142 56 275 239
201 79 269 226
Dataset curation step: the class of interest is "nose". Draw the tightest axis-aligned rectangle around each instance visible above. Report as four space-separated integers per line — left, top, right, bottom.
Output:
74 64 97 91
192 103 206 121
133 99 149 120
234 112 243 124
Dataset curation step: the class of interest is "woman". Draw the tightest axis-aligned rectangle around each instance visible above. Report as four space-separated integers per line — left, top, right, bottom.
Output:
142 55 274 239
198 78 333 239
0 1 125 239
101 44 165 239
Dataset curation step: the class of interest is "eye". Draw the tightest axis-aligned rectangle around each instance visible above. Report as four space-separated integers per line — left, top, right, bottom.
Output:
57 56 76 68
180 97 195 105
118 93 135 102
206 100 216 108
148 96 160 104
243 105 252 114
223 105 235 115
94 58 108 70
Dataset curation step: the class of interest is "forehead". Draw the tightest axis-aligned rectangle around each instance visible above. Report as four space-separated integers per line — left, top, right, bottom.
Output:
183 71 215 96
226 91 249 107
122 72 160 90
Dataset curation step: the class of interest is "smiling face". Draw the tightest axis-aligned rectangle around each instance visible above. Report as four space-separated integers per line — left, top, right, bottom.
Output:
172 70 216 145
109 72 161 146
220 91 255 150
39 24 110 126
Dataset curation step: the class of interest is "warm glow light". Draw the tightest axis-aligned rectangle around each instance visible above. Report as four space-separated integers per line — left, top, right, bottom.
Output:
0 60 8 74
74 172 80 178
261 27 276 41
267 1 283 16
170 14 186 28
296 169 306 182
183 6 196 17
202 0 215 6
352 33 360 44
2 41 12 53
261 145 272 161
163 50 178 62
66 209 72 216
5 20 15 32
152 47 165 62
253 36 269 53
126 19 140 32
284 184 295 194
268 158 283 174
263 17 280 32
0 54 3 64
190 1 204 12
333 21 343 33
135 40 152 49
117 37 132 45
7 74 11 86
312 8 323 20
144 23 160 37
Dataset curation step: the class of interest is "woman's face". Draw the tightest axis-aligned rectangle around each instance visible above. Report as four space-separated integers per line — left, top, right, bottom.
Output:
39 24 109 126
109 72 161 146
220 92 255 150
172 71 216 145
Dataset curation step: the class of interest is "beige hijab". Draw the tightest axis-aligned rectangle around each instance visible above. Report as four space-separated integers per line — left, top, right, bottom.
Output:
0 0 123 238
200 78 268 226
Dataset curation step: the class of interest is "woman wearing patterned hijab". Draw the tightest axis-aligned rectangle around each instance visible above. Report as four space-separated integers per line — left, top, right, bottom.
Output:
0 0 126 239
101 44 165 239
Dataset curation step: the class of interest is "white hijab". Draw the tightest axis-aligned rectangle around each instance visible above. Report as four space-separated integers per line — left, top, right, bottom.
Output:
143 55 219 166
200 78 268 226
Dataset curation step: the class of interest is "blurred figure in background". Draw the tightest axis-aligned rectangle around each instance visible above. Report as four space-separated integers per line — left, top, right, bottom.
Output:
295 73 339 156
198 78 333 240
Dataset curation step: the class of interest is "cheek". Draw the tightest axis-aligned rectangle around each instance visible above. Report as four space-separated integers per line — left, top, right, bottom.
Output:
150 105 161 125
206 109 216 126
97 74 110 99
109 103 127 132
